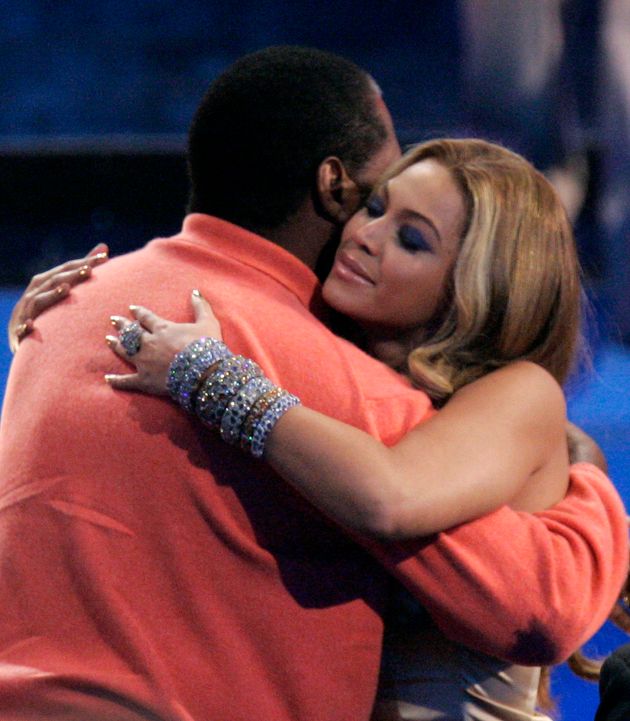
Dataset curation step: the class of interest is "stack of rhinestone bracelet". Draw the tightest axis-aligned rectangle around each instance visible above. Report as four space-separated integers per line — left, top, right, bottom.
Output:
166 337 301 458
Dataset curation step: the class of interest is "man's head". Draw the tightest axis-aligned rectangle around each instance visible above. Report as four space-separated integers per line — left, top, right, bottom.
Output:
187 46 400 240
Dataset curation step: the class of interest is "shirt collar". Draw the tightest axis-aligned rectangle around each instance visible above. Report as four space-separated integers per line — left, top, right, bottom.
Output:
182 213 323 310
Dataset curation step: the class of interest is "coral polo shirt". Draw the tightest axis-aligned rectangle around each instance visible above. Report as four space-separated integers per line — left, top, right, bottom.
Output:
0 214 626 721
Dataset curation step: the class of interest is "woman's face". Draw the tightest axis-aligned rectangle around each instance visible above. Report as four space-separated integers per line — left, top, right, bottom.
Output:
322 158 466 334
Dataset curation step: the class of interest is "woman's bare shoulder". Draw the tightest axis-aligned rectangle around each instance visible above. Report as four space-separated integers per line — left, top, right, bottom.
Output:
463 360 564 403
446 360 567 442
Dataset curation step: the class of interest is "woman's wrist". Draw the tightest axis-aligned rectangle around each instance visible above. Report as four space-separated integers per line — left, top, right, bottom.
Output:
167 337 300 458
166 337 232 411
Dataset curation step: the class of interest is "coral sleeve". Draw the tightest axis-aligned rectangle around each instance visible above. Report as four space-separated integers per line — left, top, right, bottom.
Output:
367 463 628 665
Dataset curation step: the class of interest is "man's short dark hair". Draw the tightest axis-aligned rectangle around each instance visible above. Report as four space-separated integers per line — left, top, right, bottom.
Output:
187 46 389 233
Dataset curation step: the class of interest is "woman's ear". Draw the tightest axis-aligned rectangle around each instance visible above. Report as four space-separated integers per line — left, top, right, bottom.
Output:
316 157 362 224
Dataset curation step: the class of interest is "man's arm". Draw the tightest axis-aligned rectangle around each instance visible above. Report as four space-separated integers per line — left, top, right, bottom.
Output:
367 462 628 665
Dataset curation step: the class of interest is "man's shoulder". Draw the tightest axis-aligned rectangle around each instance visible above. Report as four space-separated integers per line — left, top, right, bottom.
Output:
77 227 435 436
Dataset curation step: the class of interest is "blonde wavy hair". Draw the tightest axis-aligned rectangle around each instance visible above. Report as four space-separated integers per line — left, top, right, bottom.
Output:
379 139 583 403
380 140 590 713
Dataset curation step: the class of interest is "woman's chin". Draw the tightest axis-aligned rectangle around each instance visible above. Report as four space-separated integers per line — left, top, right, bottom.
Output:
322 281 361 322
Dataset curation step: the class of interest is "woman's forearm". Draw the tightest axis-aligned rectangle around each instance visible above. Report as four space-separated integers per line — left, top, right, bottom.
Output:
106 308 568 540
263 410 497 540
263 359 567 539
265 406 413 538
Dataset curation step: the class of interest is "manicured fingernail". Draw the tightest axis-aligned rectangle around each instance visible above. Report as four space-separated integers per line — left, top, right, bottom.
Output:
104 374 114 383
129 305 140 312
110 315 124 326
78 265 90 278
105 335 117 346
192 289 201 297
55 285 67 295
94 252 108 260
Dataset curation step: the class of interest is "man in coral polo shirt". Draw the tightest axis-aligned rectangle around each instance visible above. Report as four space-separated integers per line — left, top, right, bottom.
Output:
1 47 627 721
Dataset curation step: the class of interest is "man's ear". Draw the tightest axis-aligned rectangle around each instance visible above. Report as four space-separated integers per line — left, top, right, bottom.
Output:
316 157 362 224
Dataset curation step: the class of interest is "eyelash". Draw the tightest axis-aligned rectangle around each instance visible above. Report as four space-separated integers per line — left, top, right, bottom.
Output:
364 196 432 254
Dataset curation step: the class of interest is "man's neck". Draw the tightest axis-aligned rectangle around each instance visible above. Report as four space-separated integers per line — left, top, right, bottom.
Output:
358 323 423 374
265 198 336 275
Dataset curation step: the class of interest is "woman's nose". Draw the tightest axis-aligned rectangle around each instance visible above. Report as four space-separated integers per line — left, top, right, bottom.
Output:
355 218 384 256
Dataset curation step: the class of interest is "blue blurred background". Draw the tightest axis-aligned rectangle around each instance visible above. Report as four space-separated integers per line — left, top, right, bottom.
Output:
1 1 629 718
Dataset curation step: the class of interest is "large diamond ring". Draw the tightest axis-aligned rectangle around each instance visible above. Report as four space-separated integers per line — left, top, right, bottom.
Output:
119 321 143 356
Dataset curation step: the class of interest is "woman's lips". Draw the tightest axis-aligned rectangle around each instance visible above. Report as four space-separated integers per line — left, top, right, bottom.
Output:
333 251 375 286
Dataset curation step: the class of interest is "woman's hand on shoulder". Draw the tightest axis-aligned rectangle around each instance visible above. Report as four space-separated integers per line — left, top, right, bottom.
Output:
105 290 223 395
8 243 109 352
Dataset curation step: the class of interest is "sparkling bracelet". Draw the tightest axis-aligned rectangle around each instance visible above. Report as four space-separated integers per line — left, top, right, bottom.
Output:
196 355 263 428
167 337 232 412
220 376 275 445
168 337 301 459
240 387 285 453
249 391 301 458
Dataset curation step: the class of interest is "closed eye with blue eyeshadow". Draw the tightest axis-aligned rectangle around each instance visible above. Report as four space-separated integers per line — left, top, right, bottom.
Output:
398 225 433 253
364 187 435 254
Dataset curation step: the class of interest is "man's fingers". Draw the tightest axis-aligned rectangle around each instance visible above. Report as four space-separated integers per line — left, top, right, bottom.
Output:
104 373 143 391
